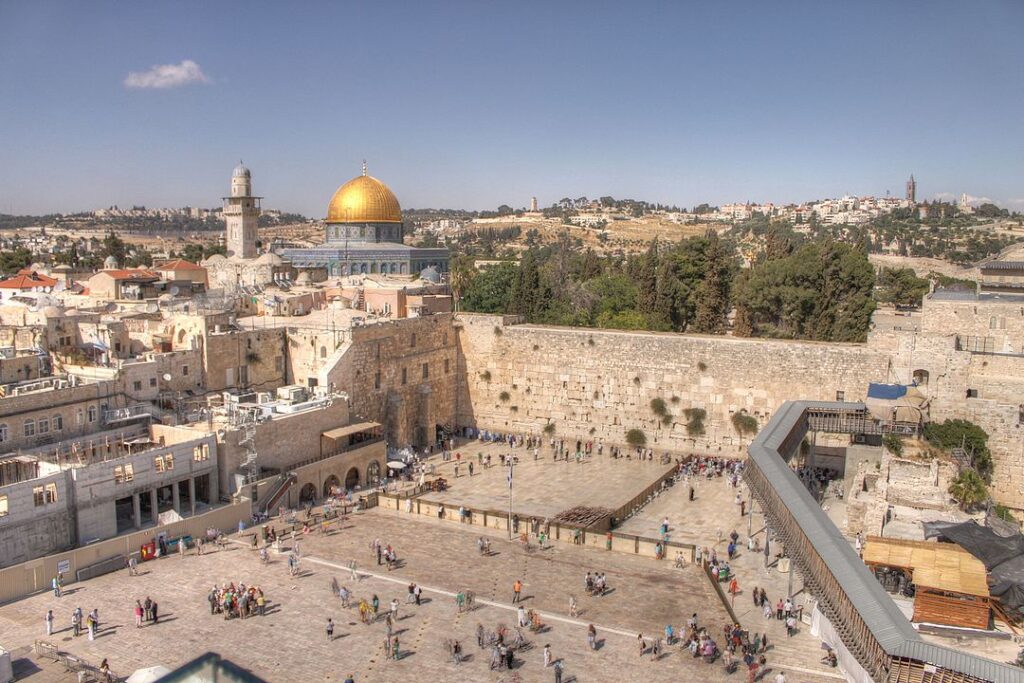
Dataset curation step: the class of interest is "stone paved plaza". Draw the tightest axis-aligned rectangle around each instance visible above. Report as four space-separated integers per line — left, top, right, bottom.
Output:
0 450 846 682
417 440 673 519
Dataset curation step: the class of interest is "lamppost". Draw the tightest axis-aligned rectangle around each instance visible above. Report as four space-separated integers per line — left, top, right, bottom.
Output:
507 460 514 542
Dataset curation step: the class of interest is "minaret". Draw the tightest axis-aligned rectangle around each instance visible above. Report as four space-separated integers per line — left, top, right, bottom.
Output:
905 174 917 203
224 162 261 259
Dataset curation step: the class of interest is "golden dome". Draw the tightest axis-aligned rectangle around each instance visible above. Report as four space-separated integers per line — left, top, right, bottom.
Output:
326 167 402 224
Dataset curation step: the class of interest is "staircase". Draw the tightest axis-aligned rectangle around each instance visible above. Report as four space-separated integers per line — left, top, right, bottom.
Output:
259 472 297 516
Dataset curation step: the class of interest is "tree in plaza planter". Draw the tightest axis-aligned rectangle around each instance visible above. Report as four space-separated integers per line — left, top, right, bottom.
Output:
625 428 647 448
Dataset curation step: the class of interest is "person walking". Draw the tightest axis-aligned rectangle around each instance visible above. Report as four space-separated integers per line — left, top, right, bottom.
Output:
775 672 787 683
134 600 143 628
543 644 552 667
45 609 54 636
391 635 400 660
569 595 578 618
553 659 564 683
414 584 422 606
52 574 62 598
587 624 597 650
152 600 159 624
326 618 334 641
512 579 523 604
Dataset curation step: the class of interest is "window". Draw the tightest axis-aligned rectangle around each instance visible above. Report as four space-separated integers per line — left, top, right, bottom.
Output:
37 417 49 434
401 368 407 385
193 443 210 461
24 419 35 437
410 333 416 348
150 377 157 387
320 346 327 359
87 406 98 423
422 363 429 379
33 483 58 506
0 423 6 443
376 343 381 360
182 365 189 376
154 456 164 473
0 494 7 517
967 388 979 399
133 380 142 392
114 464 134 483
374 371 381 390
835 391 845 401
52 414 62 431
444 358 450 374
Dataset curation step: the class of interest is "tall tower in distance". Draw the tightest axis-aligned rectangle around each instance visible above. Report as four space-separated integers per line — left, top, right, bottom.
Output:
906 174 917 203
530 196 538 212
224 163 261 259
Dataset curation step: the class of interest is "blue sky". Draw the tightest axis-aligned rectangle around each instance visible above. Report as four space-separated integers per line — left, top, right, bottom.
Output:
1 1 1022 216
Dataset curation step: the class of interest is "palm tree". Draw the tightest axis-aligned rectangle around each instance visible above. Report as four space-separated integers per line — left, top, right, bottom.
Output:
948 470 987 511
449 255 475 312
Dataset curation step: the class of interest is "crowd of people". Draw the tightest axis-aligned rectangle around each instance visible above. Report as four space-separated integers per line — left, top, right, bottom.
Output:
206 583 266 619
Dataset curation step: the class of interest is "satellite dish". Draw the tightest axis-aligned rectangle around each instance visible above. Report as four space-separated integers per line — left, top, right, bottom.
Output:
162 373 172 381
105 302 117 313
146 303 158 314
170 286 180 297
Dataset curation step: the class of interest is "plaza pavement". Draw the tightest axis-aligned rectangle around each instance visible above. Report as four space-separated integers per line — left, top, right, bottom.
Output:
0 503 844 682
416 440 672 519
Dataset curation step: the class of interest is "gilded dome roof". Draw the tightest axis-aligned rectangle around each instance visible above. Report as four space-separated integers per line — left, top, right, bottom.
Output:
326 168 402 224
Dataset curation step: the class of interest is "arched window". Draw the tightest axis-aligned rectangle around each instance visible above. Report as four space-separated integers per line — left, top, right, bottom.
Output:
912 369 929 386
76 409 84 425
320 346 327 359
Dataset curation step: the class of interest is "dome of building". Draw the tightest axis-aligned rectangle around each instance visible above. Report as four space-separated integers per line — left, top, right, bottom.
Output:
326 167 402 224
419 266 440 283
233 163 251 178
103 255 118 269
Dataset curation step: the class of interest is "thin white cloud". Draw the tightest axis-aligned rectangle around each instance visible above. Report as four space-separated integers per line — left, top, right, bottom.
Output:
932 192 994 206
933 192 956 201
124 60 209 89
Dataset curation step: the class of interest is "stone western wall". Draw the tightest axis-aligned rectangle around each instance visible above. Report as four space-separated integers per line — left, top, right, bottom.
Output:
455 314 890 457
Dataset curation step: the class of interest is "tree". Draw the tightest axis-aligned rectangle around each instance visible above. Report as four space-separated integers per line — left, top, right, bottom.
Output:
948 470 988 510
876 268 929 308
693 231 734 334
460 262 517 313
923 419 992 479
635 239 659 316
101 231 127 266
882 434 904 457
448 254 476 312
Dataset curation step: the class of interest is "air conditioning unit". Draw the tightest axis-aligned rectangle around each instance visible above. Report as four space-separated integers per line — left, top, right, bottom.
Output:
276 384 307 404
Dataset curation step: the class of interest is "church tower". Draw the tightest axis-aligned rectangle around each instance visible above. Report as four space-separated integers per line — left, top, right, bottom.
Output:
905 174 917 203
224 163 261 259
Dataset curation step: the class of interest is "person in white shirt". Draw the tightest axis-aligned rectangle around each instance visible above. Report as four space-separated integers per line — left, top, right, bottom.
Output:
775 672 786 683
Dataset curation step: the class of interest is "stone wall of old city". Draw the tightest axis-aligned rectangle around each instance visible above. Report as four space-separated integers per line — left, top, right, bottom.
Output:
455 314 890 458
327 315 458 448
876 296 1024 508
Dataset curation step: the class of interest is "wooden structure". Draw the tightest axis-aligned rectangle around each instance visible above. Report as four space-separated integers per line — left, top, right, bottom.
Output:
864 536 991 630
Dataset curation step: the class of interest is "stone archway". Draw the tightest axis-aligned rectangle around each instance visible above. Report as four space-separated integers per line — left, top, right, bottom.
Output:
323 474 340 498
366 461 381 485
345 467 360 491
299 483 317 503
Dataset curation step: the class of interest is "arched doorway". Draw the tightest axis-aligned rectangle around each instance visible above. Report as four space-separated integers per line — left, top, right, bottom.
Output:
366 461 381 485
345 467 360 491
912 369 929 386
323 474 340 497
299 483 317 503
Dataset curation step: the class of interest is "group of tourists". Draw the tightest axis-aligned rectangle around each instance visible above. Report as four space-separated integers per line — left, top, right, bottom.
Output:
753 589 801 636
45 606 100 641
206 583 266 619
133 596 160 627
369 538 399 570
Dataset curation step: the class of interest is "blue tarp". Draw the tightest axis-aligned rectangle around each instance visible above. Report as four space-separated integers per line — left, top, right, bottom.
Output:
867 383 908 400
